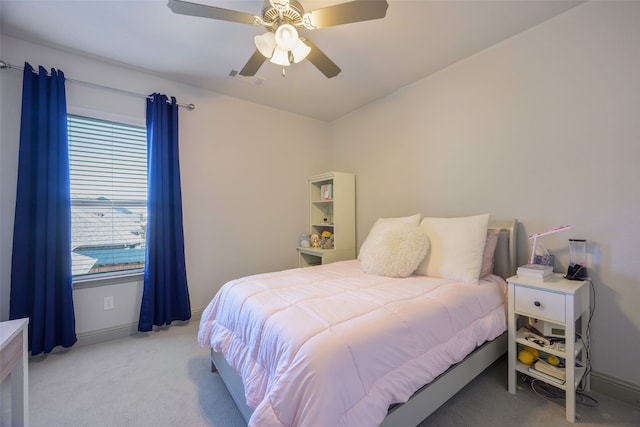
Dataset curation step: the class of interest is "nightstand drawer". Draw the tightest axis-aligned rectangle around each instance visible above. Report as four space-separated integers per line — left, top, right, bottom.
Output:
514 286 565 323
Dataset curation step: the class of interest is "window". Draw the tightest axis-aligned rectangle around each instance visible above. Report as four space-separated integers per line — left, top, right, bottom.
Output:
68 115 147 277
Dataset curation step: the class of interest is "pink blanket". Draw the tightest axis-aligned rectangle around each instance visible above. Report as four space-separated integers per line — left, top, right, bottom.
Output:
199 260 507 427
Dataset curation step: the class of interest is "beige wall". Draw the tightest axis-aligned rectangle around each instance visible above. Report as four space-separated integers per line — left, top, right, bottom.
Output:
0 36 328 333
328 2 640 386
1 1 638 390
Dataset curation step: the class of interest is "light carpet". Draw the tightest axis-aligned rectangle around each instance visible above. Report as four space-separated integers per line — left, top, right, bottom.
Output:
1 320 638 426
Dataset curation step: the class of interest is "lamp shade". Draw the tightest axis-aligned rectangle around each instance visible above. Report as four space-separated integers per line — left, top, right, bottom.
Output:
291 39 311 63
275 24 299 51
255 32 276 58
270 47 290 66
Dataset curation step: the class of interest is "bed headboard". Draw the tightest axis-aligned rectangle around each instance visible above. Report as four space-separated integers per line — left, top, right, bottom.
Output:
489 219 518 280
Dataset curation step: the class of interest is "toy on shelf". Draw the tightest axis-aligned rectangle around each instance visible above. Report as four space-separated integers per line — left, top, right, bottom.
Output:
318 230 333 249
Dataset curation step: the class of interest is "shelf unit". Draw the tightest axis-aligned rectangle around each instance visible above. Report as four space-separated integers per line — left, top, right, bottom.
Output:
298 172 355 267
514 328 587 387
507 273 591 423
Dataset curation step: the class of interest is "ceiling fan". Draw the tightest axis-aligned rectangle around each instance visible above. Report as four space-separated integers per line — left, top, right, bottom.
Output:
167 0 389 78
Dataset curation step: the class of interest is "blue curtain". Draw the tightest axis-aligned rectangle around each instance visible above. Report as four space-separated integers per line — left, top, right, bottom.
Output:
10 63 76 355
138 93 191 331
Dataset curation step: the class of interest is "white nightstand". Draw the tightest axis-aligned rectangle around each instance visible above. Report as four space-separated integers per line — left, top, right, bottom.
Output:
507 273 591 423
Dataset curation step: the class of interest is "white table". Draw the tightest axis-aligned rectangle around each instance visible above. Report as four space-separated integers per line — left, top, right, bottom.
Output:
1 318 29 426
507 274 590 423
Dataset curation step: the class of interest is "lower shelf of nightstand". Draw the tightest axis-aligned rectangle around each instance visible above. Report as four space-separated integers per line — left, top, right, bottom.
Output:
515 328 583 358
515 361 586 391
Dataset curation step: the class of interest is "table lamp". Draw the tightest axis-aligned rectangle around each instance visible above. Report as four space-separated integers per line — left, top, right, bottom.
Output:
528 225 571 264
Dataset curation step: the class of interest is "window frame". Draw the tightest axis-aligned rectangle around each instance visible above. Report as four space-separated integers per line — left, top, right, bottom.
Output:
67 113 148 287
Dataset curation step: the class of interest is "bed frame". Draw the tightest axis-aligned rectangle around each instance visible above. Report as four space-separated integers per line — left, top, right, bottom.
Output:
210 219 518 426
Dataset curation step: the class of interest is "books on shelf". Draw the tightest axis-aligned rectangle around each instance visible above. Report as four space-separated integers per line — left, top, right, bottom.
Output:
528 365 566 385
518 263 553 275
517 263 553 280
533 359 566 380
527 357 584 386
518 272 553 281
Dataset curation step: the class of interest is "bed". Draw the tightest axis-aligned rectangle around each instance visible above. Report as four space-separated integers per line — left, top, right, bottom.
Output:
198 216 517 427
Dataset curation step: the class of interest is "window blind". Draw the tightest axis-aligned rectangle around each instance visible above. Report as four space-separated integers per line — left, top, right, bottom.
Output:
68 115 147 277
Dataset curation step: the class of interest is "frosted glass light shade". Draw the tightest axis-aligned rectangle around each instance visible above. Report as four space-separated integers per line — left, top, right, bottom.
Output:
254 32 276 58
291 39 311 63
270 47 290 66
275 24 299 51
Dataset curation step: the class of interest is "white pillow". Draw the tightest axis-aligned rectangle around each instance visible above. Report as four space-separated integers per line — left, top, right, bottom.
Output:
415 214 490 285
358 213 421 260
360 223 429 278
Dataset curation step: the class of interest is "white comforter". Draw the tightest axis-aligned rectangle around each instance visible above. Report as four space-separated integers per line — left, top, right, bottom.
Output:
198 260 507 427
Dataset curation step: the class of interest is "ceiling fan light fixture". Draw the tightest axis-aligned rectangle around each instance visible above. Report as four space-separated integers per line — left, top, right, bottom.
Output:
167 0 390 78
275 23 299 51
255 31 276 58
291 39 311 63
270 0 290 13
270 46 291 66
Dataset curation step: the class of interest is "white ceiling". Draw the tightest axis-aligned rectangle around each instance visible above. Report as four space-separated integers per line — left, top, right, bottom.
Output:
0 0 583 121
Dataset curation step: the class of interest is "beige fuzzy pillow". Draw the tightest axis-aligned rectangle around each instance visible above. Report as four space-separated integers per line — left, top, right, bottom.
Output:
358 213 421 260
360 223 429 278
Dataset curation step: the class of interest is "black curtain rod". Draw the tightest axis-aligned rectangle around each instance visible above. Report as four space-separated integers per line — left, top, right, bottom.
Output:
0 60 195 111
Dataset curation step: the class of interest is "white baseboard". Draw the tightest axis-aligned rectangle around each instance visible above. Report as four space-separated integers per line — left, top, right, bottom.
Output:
76 308 204 348
591 370 640 407
76 322 140 347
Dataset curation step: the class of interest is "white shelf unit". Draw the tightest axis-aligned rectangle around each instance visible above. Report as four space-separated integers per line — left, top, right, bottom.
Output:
513 328 587 389
298 172 355 267
507 273 591 423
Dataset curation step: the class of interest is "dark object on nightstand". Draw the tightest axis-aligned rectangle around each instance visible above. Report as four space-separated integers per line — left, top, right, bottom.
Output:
565 239 588 280
565 264 587 280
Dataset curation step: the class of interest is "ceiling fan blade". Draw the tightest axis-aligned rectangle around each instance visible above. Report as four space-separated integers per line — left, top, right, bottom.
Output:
167 0 259 25
239 50 267 77
303 38 341 78
302 0 389 29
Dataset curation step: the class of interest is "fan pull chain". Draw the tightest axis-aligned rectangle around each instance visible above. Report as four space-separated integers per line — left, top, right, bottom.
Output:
282 67 286 77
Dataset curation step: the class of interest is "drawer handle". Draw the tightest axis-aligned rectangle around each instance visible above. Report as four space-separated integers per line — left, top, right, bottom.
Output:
534 301 542 307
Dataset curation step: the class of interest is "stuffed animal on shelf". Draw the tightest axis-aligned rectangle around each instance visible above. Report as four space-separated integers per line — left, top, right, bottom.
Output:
299 233 310 248
310 233 320 248
321 235 334 249
318 230 333 249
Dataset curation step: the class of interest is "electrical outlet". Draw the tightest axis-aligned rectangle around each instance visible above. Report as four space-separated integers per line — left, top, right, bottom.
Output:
103 296 114 310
